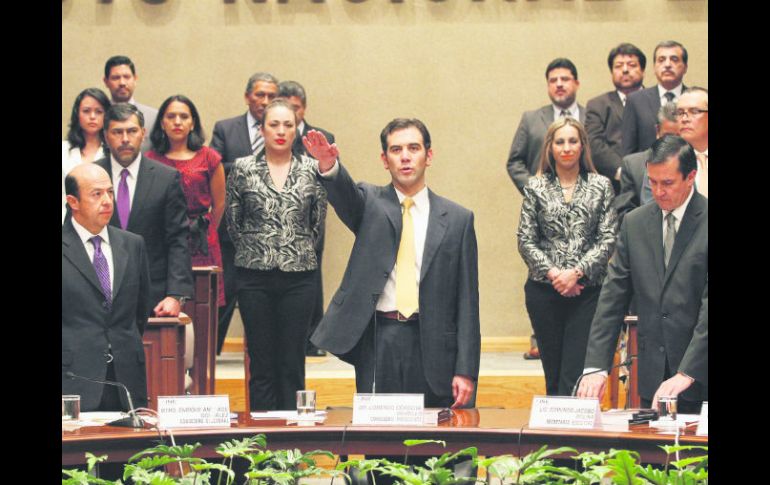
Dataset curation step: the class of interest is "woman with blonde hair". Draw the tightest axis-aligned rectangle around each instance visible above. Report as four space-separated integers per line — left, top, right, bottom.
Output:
517 117 618 396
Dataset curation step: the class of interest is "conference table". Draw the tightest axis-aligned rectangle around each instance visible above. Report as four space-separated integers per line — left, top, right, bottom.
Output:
62 408 706 467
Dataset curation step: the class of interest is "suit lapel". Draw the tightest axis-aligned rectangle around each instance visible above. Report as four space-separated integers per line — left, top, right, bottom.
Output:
108 226 128 302
663 193 706 286
538 106 554 134
382 185 402 236
645 207 665 285
127 156 155 230
421 190 448 280
62 221 106 299
648 86 661 115
610 92 624 119
238 114 252 154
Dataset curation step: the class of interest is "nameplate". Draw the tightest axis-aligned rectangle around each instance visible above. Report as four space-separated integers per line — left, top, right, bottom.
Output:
696 401 708 436
157 395 231 429
352 393 424 426
529 396 601 430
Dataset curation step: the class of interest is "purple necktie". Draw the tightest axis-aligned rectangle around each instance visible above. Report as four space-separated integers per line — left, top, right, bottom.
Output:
90 236 112 308
117 168 130 229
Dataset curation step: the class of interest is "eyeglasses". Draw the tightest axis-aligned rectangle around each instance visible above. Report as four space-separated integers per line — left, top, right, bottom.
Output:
675 108 708 119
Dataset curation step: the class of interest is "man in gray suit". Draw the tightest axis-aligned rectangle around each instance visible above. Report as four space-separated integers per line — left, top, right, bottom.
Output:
62 163 152 411
506 58 586 194
578 135 707 414
614 102 679 222
303 119 480 409
621 41 688 156
103 55 157 153
585 43 646 194
210 72 279 354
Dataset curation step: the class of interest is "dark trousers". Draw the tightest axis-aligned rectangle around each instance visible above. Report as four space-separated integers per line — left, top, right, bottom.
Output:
97 361 124 411
237 267 318 410
353 314 452 408
216 239 238 354
305 267 325 352
525 280 601 396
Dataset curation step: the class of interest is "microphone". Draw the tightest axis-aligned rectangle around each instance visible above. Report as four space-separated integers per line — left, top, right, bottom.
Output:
65 371 145 428
571 355 637 397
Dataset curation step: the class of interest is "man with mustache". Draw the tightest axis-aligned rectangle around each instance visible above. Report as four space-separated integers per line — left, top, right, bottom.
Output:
505 57 585 360
96 103 192 317
621 41 689 156
103 55 157 153
585 43 647 194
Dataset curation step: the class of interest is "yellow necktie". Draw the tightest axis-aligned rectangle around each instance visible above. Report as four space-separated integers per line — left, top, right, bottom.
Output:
696 152 708 198
396 197 418 318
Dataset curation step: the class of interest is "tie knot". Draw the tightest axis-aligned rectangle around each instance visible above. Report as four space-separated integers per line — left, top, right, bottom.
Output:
665 212 676 226
664 91 675 102
402 197 414 210
560 110 570 118
120 168 130 181
90 235 103 250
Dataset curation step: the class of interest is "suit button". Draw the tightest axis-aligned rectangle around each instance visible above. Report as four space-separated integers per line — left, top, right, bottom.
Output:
659 346 665 353
102 301 109 309
662 313 668 319
384 272 389 278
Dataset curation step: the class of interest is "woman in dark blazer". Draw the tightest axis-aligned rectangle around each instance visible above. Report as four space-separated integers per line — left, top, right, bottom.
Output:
225 99 327 410
517 117 618 396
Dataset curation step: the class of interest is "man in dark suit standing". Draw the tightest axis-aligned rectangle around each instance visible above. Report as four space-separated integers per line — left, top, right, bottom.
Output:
621 41 688 156
578 135 707 414
278 80 336 358
614 102 679 222
210 72 279 353
96 103 192 316
303 119 480 408
506 58 585 359
62 163 152 411
585 43 646 194
506 58 586 195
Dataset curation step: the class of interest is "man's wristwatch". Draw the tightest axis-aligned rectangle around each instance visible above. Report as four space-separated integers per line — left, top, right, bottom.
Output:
171 295 189 306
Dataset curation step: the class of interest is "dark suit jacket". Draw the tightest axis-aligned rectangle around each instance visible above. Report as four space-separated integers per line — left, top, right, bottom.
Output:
585 91 625 190
621 85 685 156
506 104 586 194
95 156 193 305
310 163 481 400
62 220 152 411
584 192 708 403
613 148 653 223
211 113 254 243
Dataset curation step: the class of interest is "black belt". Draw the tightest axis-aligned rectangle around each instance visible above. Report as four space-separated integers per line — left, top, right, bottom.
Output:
376 311 419 322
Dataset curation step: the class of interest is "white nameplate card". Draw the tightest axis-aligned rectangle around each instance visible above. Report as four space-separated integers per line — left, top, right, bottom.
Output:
352 393 424 426
157 395 231 429
529 396 601 430
696 401 708 436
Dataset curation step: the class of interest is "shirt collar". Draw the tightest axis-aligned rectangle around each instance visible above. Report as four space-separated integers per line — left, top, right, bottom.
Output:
553 102 579 119
658 83 684 100
666 185 695 222
247 110 260 128
111 154 141 179
617 86 643 104
393 184 429 209
71 216 110 245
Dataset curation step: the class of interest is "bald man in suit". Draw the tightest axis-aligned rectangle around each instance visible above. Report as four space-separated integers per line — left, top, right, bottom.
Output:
62 164 152 411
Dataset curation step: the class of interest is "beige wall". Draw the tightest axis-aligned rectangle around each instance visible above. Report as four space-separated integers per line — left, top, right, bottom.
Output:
62 0 707 337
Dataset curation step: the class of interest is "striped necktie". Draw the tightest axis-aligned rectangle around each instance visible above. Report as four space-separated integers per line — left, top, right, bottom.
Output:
252 122 264 155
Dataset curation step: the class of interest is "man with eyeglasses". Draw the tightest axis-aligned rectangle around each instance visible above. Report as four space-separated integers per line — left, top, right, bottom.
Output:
621 41 689 156
676 87 708 198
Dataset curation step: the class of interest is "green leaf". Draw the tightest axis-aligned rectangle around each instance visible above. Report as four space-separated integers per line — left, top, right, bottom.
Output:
659 445 708 455
670 455 708 470
216 436 264 458
85 452 109 473
605 450 643 485
403 439 447 448
128 443 201 462
192 462 235 481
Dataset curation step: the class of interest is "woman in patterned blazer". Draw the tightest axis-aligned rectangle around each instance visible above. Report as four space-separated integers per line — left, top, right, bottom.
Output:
517 117 618 396
225 99 328 410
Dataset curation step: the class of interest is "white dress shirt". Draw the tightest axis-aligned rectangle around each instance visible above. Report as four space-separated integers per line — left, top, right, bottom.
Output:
376 185 430 313
110 155 141 210
657 84 684 104
695 149 708 198
70 216 114 293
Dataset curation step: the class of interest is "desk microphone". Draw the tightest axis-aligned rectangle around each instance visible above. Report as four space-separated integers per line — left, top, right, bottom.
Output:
65 371 145 428
571 355 636 397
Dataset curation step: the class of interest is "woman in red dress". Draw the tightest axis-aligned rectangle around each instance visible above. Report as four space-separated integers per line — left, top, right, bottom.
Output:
147 95 226 306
